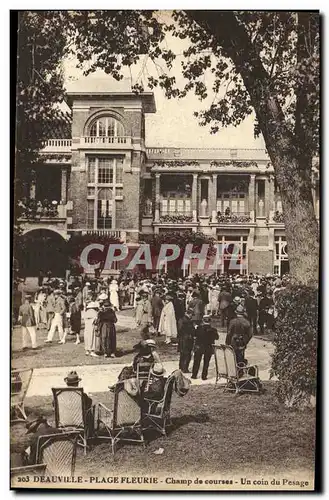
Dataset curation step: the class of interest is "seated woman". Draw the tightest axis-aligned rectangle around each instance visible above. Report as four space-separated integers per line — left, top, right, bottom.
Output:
132 338 161 372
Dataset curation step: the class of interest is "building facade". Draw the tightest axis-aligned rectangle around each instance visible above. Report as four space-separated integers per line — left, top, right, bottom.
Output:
17 87 320 276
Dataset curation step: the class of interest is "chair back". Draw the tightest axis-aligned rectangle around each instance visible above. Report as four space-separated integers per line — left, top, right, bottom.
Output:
113 382 142 428
11 369 33 405
223 346 239 379
136 361 152 381
52 388 85 429
36 432 78 476
163 375 175 412
213 345 228 379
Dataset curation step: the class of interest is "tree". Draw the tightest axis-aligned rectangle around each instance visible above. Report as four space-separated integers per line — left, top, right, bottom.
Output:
65 10 319 286
15 11 67 200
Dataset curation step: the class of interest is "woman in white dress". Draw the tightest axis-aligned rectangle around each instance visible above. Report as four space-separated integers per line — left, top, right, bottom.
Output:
109 279 119 311
158 294 178 344
82 301 99 357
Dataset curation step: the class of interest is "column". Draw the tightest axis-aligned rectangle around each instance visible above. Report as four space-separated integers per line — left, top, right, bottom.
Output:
264 177 270 218
154 173 160 222
192 173 198 222
268 176 275 222
61 168 67 204
248 174 256 222
211 174 218 222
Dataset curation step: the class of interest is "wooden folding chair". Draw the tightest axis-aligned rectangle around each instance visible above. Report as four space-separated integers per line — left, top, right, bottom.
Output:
143 374 176 436
11 369 33 422
36 432 79 476
222 345 260 394
52 387 94 455
95 381 145 454
11 464 47 487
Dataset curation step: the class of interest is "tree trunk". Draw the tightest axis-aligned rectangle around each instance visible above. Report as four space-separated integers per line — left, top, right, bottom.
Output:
189 11 319 285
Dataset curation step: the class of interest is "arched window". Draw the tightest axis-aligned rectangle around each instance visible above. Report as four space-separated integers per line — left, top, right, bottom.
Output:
89 117 125 138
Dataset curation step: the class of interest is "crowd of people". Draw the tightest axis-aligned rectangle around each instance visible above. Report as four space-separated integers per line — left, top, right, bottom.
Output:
13 270 287 380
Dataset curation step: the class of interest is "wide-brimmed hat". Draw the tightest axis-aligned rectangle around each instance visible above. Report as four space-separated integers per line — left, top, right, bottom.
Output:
102 300 111 308
203 314 211 324
98 293 108 300
64 370 81 385
25 415 47 434
150 363 165 377
145 339 156 347
86 301 99 310
53 289 61 295
233 296 241 304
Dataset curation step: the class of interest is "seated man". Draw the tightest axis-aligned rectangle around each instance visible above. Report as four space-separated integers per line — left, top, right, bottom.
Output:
25 415 61 465
63 370 94 436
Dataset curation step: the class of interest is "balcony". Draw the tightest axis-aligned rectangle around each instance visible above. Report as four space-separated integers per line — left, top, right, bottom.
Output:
146 147 269 162
17 199 69 221
85 230 127 242
213 211 254 225
80 136 132 149
41 139 72 153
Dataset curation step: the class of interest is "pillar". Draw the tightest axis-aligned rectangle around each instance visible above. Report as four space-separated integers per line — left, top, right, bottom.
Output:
154 173 160 222
264 176 270 218
248 174 256 222
192 173 198 222
268 176 275 221
61 168 67 204
210 174 218 222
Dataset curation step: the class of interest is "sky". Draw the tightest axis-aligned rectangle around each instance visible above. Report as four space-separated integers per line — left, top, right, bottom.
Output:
62 13 266 150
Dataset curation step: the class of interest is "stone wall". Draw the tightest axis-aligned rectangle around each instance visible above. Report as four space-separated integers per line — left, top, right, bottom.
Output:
248 249 274 274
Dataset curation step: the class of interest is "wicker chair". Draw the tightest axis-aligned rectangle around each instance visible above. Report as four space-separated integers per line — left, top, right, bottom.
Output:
11 369 33 422
36 432 79 476
143 374 176 436
52 387 94 455
214 344 260 394
213 344 228 385
95 381 145 454
135 361 153 381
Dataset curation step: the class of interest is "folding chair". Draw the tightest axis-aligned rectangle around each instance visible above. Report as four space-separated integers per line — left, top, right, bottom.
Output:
11 369 33 422
213 344 228 386
52 387 94 455
36 432 79 476
222 345 260 394
95 381 145 454
143 374 176 436
11 464 47 486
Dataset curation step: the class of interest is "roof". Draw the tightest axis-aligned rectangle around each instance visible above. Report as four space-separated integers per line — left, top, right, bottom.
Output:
66 76 156 113
43 109 72 139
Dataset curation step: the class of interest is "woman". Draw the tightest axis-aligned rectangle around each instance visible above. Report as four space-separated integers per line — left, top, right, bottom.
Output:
158 294 178 344
109 279 119 311
96 300 117 358
69 296 82 345
34 287 47 329
83 299 99 357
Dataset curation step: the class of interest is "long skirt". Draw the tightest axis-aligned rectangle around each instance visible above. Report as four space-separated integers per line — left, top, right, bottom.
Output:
99 322 116 356
84 317 96 351
70 310 81 334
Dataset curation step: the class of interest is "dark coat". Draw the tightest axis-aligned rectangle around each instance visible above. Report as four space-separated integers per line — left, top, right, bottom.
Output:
194 324 219 348
226 316 252 347
177 316 195 353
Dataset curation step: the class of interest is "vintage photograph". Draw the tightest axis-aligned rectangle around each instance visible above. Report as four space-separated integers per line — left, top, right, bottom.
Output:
11 10 319 491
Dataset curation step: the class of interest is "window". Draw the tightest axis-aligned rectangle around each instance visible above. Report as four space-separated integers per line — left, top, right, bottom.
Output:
89 117 125 138
87 156 124 229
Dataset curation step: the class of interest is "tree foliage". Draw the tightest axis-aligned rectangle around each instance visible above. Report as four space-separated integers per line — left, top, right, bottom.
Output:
15 11 67 199
270 285 318 408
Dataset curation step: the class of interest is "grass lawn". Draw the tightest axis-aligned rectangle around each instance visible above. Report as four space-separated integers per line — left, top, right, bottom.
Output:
11 383 315 482
11 308 179 370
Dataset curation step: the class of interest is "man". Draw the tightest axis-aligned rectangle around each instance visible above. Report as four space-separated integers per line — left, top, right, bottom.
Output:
245 290 258 335
135 290 152 334
45 288 55 331
177 308 195 373
25 415 60 465
226 304 252 364
218 286 232 328
151 288 163 335
128 278 135 306
13 281 22 325
258 292 274 335
63 370 94 436
82 282 91 310
118 281 126 310
46 290 66 343
191 315 219 380
188 290 205 325
18 294 37 350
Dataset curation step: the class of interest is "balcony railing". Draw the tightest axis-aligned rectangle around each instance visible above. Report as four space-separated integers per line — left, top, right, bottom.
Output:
217 212 252 223
17 199 67 220
85 230 126 242
81 136 131 146
159 213 193 223
42 139 72 152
